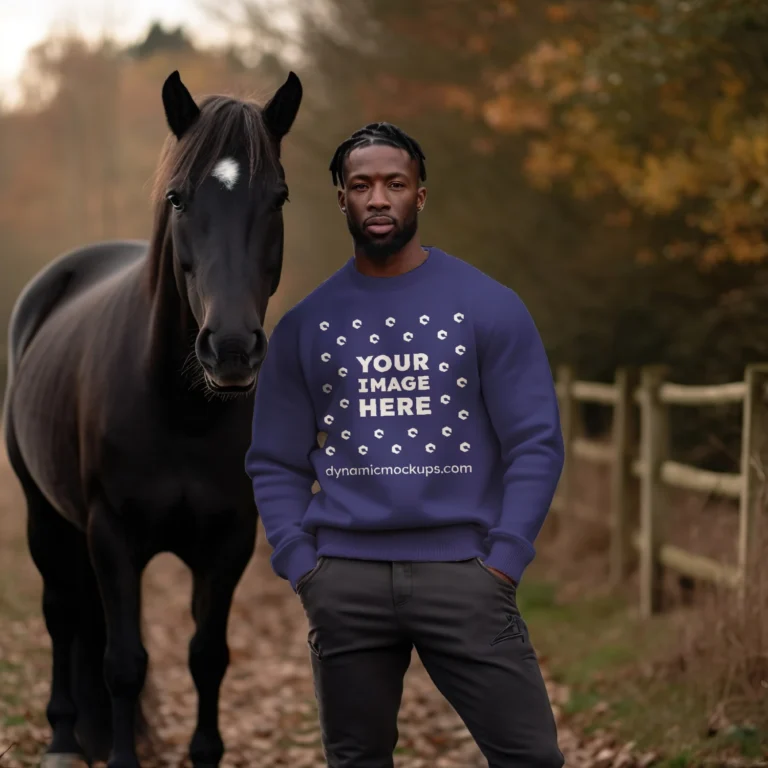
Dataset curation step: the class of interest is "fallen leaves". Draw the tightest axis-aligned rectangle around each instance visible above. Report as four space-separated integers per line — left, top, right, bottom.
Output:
0 452 690 768
0 523 658 768
557 725 663 768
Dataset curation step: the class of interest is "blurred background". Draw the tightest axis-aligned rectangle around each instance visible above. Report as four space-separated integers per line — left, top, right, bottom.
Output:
3 0 768 468
1 1 767 766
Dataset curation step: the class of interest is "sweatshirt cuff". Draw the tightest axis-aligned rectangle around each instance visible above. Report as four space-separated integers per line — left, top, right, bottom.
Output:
272 537 318 592
484 535 536 584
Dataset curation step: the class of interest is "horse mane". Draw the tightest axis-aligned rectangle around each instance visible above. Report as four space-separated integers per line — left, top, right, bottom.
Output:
146 93 282 293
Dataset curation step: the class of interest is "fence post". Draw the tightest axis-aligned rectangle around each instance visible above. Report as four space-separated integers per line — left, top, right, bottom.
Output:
639 365 668 618
610 367 639 586
556 365 577 519
738 364 768 604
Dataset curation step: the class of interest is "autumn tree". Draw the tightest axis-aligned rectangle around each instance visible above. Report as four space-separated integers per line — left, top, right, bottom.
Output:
215 0 768 468
480 0 768 267
214 0 648 358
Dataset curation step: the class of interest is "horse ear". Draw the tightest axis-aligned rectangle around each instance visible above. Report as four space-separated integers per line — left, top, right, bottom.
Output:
262 71 303 142
162 70 200 139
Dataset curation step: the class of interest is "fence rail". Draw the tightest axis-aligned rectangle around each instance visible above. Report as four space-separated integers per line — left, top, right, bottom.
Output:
552 364 768 616
3 339 764 617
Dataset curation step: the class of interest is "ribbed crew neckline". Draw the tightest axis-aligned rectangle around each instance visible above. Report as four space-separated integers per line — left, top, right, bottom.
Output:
343 246 442 292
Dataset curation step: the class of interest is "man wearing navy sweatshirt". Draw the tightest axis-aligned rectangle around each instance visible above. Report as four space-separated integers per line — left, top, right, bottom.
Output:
245 122 565 767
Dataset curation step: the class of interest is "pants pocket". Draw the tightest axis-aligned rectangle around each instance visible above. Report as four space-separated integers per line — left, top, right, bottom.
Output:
296 556 327 595
307 636 322 659
474 557 517 593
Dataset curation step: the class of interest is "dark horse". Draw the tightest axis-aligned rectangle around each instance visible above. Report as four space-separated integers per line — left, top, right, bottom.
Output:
2 69 302 768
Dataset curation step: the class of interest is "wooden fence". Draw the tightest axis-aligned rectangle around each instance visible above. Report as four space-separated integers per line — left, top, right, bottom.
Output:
552 364 768 617
2 336 765 618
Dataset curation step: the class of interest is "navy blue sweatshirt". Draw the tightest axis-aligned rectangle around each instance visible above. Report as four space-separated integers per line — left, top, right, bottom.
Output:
245 247 564 590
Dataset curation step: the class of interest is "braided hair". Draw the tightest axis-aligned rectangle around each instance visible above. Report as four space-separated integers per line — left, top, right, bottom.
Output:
329 122 427 187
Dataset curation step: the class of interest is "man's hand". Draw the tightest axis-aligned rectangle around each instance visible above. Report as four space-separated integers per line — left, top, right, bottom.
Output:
486 565 517 586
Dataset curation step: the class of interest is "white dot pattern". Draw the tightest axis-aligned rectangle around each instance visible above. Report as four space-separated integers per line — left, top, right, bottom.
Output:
315 313 471 459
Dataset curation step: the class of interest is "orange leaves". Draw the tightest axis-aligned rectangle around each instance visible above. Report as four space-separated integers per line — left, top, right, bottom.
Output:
727 237 768 263
362 0 768 268
635 153 702 215
546 5 573 23
729 131 768 172
438 85 478 118
647 127 768 265
691 125 768 264
481 94 549 132
560 105 598 135
497 0 517 19
521 39 583 92
471 2 768 267
693 196 768 265
551 77 579 101
523 140 575 189
721 75 746 99
714 59 746 99
708 98 738 142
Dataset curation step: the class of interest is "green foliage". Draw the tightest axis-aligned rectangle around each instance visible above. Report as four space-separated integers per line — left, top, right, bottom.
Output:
518 574 768 762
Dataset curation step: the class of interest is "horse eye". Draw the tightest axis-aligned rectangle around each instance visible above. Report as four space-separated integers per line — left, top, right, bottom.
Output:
166 191 185 211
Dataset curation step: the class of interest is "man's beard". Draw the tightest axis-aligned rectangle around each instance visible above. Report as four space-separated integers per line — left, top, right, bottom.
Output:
347 209 418 262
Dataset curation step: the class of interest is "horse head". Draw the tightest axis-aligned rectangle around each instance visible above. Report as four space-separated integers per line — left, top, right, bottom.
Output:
155 69 302 395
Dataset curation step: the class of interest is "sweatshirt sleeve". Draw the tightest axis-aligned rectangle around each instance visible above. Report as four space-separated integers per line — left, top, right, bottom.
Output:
478 291 564 584
244 312 319 591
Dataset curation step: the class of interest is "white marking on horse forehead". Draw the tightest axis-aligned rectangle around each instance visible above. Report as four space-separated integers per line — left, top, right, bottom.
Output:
211 157 240 190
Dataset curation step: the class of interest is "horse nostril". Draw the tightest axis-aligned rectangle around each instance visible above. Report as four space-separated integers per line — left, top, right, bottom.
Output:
196 328 215 367
251 329 267 364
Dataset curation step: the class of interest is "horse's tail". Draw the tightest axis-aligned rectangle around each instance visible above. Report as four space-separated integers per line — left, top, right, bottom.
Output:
71 562 155 763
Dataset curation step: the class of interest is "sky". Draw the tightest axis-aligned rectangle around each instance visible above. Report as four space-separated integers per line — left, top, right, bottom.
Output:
0 0 280 106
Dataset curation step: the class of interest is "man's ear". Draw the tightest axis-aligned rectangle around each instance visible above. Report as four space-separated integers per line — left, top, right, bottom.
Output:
338 188 347 214
416 186 427 213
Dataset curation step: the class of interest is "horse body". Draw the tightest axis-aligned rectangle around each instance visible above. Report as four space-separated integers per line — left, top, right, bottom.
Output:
2 70 302 768
7 241 147 528
8 239 255 545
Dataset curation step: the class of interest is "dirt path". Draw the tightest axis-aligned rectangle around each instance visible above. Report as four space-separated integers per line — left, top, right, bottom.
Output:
0 449 650 768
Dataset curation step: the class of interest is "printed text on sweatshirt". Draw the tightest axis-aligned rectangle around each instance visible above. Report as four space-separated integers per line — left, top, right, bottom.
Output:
245 247 564 590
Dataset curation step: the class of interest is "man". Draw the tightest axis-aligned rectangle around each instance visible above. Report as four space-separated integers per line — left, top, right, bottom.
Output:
245 122 565 767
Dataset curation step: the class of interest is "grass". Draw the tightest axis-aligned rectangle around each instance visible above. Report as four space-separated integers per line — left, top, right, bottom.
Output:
517 574 768 764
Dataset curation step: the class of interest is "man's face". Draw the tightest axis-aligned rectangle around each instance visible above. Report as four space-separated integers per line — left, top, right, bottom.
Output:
338 143 427 261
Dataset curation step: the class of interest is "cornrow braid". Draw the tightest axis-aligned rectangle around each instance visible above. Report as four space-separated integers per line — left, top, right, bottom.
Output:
329 122 427 187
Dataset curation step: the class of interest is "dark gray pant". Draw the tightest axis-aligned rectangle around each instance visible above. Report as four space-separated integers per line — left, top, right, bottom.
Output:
296 556 564 768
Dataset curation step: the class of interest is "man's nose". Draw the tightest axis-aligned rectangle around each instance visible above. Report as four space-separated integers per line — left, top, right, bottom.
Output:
368 184 391 209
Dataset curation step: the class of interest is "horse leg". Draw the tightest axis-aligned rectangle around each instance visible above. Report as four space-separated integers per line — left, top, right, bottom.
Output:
24 483 90 768
187 519 257 767
87 507 147 768
70 562 114 764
